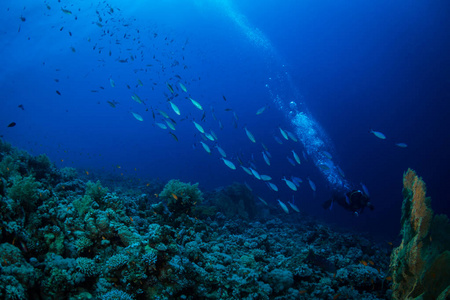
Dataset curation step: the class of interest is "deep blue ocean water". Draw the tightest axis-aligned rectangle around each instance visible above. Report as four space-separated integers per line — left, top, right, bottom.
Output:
1 0 449 241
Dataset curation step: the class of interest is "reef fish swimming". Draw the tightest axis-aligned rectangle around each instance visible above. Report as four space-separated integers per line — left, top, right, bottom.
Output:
370 129 386 139
131 112 143 121
277 199 289 213
221 158 236 170
282 177 297 191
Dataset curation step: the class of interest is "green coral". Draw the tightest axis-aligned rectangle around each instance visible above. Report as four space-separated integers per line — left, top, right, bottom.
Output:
159 179 203 216
0 139 12 154
85 180 109 203
7 175 40 212
59 167 78 181
73 195 93 217
73 181 109 217
0 155 19 179
28 154 53 180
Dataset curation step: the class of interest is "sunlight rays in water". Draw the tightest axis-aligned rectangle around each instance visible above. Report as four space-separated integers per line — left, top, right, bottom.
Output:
210 0 350 190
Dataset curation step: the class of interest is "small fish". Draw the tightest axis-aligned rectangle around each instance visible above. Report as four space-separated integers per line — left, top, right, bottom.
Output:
169 132 178 141
337 166 345 177
166 82 174 93
244 182 252 191
282 177 297 191
261 143 269 152
155 123 167 129
396 143 408 148
138 79 143 86
288 202 300 213
56 90 61 95
244 127 256 143
107 100 118 108
241 166 252 176
189 98 203 110
370 129 386 140
221 158 236 170
361 183 370 197
222 95 227 101
193 121 205 134
61 8 72 15
210 130 218 140
322 151 332 159
164 120 176 130
257 196 268 206
159 110 169 119
262 152 270 166
277 199 289 213
170 102 180 115
292 150 301 164
360 260 368 266
109 78 115 87
204 132 215 141
291 176 303 186
172 193 178 200
7 122 16 127
18 104 24 110
215 145 227 157
279 127 288 140
131 112 143 121
287 131 298 142
179 82 187 92
318 164 331 171
286 156 296 166
302 151 308 161
200 141 211 154
131 94 143 104
267 182 278 191
260 175 272 181
233 112 238 122
308 178 316 192
249 168 261 180
256 106 267 115
274 136 283 144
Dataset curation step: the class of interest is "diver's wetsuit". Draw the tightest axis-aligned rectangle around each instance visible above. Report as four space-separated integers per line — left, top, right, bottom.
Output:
322 190 374 215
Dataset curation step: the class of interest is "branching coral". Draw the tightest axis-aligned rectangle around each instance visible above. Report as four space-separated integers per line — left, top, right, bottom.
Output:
390 169 450 300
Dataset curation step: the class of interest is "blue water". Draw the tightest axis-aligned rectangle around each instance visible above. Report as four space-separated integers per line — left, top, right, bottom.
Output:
1 0 449 240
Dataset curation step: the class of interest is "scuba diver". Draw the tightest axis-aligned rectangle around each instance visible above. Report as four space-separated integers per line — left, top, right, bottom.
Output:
322 189 374 216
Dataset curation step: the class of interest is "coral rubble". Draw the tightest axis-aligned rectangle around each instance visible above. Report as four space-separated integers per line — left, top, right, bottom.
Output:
390 169 450 300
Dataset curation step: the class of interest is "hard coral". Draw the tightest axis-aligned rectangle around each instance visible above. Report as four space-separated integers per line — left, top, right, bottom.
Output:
159 179 203 216
7 175 40 212
390 169 450 300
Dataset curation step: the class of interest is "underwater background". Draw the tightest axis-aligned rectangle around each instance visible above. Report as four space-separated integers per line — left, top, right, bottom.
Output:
1 1 450 298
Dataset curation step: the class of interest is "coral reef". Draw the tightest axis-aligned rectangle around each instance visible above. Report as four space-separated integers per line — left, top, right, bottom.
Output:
207 183 257 220
390 169 450 300
0 140 393 299
159 179 203 217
